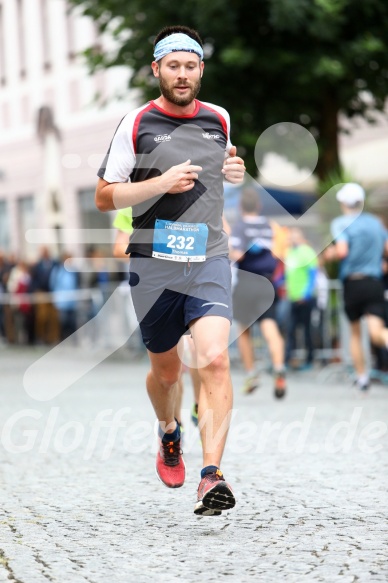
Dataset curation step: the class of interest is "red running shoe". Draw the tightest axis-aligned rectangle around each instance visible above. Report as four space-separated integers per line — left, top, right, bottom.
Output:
274 371 287 399
156 438 185 488
194 469 236 515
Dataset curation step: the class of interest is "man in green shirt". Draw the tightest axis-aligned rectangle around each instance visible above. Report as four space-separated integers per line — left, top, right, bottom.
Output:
285 228 318 369
113 208 133 259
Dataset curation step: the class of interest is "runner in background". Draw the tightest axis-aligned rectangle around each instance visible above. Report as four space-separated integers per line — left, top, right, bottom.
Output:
229 187 287 398
114 208 201 431
112 208 139 342
327 183 388 390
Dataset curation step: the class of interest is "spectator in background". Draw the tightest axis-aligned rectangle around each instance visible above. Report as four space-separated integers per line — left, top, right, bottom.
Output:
327 183 388 391
112 207 144 351
0 251 11 343
372 218 388 376
271 224 289 335
7 259 34 344
79 245 100 324
30 246 59 344
370 256 388 376
112 208 133 260
284 228 318 370
229 188 287 398
311 256 330 358
49 252 80 341
113 208 200 429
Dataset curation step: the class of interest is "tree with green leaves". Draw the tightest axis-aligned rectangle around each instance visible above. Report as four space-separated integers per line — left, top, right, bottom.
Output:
69 0 388 180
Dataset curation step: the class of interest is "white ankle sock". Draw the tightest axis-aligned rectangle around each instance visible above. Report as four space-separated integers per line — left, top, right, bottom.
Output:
357 374 369 386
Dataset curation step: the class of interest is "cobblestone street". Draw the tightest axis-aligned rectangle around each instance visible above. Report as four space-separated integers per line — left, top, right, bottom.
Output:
0 346 387 582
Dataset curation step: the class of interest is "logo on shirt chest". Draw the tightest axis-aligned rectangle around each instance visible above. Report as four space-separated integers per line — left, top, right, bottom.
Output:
202 132 221 140
154 134 171 143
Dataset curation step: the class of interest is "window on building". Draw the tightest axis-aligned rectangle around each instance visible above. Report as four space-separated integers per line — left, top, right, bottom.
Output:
16 0 26 78
79 188 111 230
0 4 6 85
40 0 51 70
0 200 10 250
79 188 113 254
65 8 76 61
17 195 35 259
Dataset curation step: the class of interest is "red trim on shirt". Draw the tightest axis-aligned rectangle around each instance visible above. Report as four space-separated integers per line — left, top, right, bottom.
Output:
199 102 228 139
150 99 201 118
132 103 154 154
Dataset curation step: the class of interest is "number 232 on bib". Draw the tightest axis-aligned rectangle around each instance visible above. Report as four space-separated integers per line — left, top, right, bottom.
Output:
152 219 208 262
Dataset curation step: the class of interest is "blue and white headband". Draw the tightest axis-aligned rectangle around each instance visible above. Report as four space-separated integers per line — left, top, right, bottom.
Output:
154 33 203 62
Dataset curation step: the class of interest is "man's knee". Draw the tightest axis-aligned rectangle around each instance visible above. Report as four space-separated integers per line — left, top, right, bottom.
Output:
197 347 229 375
149 367 180 390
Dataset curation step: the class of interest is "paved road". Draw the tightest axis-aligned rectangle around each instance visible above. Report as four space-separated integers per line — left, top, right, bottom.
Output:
0 346 387 582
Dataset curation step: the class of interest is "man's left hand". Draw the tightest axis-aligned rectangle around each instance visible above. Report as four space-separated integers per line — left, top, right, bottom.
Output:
222 145 246 184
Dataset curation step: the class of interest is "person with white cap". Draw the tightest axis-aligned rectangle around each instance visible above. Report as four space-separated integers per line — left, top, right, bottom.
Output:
95 25 245 515
328 183 388 390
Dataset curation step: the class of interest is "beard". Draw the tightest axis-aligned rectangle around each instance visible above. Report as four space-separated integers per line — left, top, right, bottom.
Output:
159 73 201 107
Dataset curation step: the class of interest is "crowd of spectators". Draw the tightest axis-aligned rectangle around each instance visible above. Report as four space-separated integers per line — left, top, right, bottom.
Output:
0 236 343 368
0 246 122 346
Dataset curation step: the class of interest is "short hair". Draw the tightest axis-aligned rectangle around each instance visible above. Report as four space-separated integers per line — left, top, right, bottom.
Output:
240 188 260 214
153 26 203 50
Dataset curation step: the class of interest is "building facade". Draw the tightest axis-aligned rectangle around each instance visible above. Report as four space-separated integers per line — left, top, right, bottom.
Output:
0 0 136 260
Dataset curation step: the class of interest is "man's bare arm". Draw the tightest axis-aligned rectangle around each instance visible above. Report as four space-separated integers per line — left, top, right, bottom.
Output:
335 240 349 260
95 160 202 212
323 240 348 262
113 230 131 260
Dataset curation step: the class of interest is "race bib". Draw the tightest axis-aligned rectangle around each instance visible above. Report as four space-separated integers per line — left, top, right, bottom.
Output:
152 219 208 262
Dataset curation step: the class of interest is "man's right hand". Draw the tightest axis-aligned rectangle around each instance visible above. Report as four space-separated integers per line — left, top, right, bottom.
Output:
158 160 202 194
96 160 202 212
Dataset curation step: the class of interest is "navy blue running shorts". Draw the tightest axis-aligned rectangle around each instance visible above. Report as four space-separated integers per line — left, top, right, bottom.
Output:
128 254 233 353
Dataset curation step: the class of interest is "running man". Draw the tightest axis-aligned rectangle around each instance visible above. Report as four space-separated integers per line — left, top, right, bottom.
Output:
327 183 388 391
95 26 245 515
229 187 287 398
